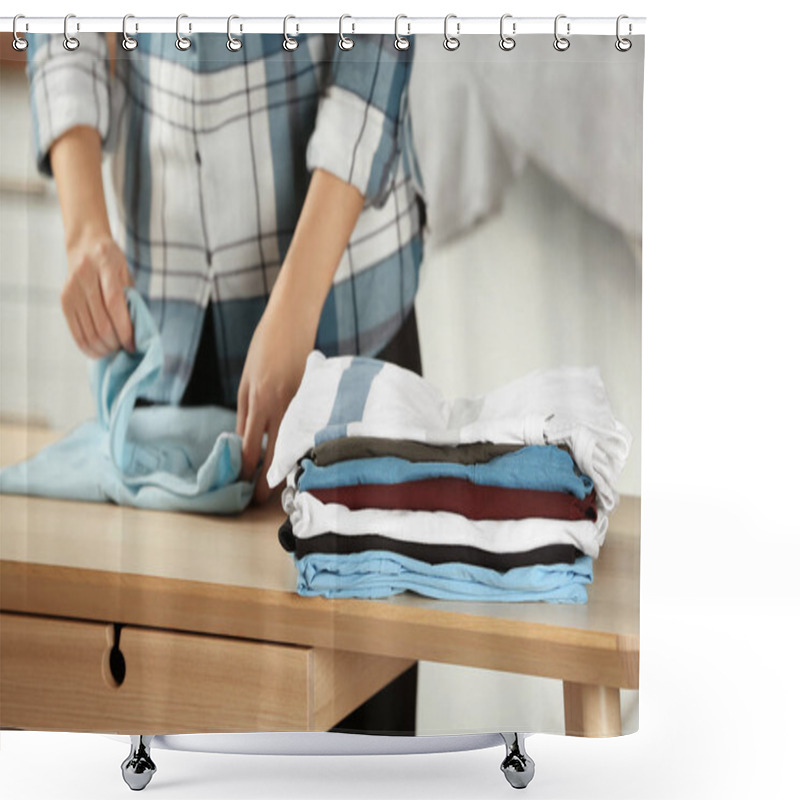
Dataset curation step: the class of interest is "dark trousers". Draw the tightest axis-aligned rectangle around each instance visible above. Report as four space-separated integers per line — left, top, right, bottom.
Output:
329 662 418 736
181 306 423 408
179 306 422 735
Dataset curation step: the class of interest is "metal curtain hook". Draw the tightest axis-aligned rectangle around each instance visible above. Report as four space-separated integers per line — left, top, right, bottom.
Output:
443 14 460 51
12 14 28 51
339 14 354 50
553 14 570 52
227 15 243 51
615 14 632 51
176 14 191 51
283 15 298 51
63 13 80 51
121 14 138 51
394 15 410 51
499 14 516 51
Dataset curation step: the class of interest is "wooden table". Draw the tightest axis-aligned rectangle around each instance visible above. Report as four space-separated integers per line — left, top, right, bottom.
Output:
0 424 639 737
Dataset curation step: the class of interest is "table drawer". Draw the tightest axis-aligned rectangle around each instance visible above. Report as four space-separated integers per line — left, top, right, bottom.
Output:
0 612 413 733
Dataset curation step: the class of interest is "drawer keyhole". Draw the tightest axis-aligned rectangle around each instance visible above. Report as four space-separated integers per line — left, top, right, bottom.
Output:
108 623 126 687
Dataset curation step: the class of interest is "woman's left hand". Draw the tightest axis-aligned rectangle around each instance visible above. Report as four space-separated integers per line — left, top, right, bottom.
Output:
236 279 317 505
235 169 366 504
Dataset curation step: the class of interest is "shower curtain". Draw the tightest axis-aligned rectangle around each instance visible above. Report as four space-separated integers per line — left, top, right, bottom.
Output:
0 20 643 790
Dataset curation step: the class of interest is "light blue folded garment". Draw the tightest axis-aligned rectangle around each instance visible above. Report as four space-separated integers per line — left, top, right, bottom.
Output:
0 289 254 514
293 550 593 603
296 447 593 498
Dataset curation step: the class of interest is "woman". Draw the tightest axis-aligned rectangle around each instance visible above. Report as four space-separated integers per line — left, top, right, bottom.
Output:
26 30 425 503
26 29 424 735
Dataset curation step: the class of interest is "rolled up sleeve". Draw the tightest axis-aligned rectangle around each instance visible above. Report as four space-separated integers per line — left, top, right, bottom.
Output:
306 35 414 209
26 33 112 177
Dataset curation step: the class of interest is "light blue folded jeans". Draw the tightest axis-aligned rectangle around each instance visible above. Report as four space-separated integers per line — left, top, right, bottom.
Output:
293 550 593 603
0 289 254 513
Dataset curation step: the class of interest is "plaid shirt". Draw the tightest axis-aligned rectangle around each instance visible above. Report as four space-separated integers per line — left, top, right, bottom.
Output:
26 33 424 408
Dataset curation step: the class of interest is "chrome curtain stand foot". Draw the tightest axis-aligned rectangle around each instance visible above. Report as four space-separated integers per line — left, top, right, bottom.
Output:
500 732 535 789
121 735 157 791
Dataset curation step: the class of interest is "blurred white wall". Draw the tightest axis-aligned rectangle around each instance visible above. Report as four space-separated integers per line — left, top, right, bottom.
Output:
415 161 641 496
0 64 95 429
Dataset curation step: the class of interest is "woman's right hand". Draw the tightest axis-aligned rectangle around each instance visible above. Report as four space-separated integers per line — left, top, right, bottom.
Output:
62 235 135 359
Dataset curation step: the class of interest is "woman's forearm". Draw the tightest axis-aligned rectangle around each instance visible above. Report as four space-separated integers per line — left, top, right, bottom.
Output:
270 168 365 326
49 126 134 357
49 125 112 254
236 168 365 499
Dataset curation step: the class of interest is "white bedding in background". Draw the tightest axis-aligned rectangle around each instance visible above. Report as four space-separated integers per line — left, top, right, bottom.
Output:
408 49 524 247
409 35 643 243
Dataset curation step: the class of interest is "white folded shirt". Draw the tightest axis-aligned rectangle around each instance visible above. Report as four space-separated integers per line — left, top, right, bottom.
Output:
282 477 609 560
268 353 631 512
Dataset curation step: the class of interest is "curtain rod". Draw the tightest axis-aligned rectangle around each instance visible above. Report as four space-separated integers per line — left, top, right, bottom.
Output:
1 16 646 36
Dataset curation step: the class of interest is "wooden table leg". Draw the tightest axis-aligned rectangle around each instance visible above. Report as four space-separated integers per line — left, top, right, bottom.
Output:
563 681 622 737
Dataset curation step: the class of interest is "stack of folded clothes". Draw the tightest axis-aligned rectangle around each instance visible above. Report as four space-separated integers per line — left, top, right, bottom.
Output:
268 353 631 604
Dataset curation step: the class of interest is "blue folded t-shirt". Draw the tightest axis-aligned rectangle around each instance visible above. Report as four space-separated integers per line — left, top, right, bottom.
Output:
296 447 593 498
0 289 254 513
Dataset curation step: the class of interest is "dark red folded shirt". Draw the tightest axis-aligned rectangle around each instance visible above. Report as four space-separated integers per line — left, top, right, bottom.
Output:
308 478 597 522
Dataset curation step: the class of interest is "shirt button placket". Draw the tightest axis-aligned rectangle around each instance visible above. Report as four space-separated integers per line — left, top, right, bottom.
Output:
194 148 213 271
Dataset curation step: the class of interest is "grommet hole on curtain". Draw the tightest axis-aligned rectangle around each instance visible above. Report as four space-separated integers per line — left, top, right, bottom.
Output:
103 622 127 688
